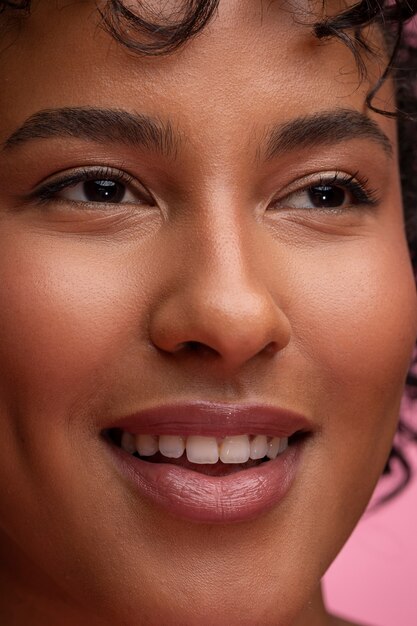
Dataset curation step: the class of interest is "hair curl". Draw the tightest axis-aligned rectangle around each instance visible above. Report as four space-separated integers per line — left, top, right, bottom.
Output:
1 0 417 499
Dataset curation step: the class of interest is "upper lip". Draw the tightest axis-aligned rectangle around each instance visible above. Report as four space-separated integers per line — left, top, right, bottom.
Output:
106 402 314 438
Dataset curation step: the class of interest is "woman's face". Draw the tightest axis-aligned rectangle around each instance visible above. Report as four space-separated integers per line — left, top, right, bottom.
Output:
0 1 416 625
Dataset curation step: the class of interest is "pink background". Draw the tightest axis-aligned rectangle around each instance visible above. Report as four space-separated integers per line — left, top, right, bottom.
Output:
323 397 417 625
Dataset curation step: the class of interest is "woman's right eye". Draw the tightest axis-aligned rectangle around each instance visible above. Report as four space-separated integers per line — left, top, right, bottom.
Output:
33 167 155 207
60 179 137 204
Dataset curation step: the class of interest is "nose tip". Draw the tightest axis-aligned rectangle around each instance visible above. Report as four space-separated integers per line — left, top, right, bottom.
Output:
149 282 291 372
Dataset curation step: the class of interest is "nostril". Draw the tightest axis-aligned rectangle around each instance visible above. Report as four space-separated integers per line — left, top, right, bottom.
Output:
175 341 220 358
149 288 291 367
263 341 281 355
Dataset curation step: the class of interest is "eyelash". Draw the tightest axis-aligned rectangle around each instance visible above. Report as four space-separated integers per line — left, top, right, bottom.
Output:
273 171 379 210
32 166 138 204
31 167 379 212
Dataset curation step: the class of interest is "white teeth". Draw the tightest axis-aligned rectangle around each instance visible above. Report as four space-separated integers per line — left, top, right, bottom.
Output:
249 434 268 460
121 431 136 454
267 437 282 459
220 435 251 464
122 432 291 463
158 435 185 459
135 434 158 456
186 436 219 464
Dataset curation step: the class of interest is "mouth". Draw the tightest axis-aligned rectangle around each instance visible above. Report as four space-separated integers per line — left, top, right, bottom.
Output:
106 429 303 477
102 402 313 523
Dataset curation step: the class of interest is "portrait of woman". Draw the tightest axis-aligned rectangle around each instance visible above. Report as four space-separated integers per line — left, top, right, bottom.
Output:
0 1 416 624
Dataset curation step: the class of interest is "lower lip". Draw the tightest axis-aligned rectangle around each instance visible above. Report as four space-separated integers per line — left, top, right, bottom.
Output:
108 442 303 523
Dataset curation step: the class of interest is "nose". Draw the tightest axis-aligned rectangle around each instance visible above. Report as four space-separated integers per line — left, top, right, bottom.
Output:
149 221 291 373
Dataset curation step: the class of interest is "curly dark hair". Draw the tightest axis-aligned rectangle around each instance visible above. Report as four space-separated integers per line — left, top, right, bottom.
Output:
1 0 417 500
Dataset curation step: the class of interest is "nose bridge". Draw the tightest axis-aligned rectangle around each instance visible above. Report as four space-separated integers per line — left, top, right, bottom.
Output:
193 214 271 317
149 197 291 369
186 185 269 295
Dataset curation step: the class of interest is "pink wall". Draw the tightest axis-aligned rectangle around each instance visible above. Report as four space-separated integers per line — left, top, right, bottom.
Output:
323 398 417 625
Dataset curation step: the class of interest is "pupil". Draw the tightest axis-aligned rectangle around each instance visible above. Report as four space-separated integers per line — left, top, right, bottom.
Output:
308 185 346 208
83 180 125 203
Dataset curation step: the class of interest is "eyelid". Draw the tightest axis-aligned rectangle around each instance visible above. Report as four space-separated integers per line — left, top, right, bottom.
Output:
30 165 155 205
270 170 379 209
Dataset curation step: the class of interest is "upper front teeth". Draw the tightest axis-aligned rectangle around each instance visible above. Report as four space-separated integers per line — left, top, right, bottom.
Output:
120 432 288 463
220 435 251 463
187 436 219 464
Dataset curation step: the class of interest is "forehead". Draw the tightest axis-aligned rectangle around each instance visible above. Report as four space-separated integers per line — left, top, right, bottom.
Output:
0 0 396 155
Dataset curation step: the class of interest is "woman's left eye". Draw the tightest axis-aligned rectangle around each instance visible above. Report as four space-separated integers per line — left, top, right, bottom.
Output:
271 174 378 212
286 184 350 210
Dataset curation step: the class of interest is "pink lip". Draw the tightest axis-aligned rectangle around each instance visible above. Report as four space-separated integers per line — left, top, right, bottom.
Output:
108 401 313 437
105 402 313 523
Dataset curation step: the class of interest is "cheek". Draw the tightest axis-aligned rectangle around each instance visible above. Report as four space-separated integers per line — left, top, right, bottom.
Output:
289 230 417 506
289 223 417 384
0 233 150 415
310 242 416 398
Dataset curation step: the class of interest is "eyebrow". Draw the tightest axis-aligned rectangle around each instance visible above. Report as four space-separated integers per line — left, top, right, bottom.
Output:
2 107 179 157
3 106 392 163
265 109 393 159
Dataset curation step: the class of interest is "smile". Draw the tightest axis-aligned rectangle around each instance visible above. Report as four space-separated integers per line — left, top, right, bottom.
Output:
124 430 287 461
103 402 313 523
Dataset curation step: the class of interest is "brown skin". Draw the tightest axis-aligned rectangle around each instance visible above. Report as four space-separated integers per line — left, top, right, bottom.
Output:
0 1 415 625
